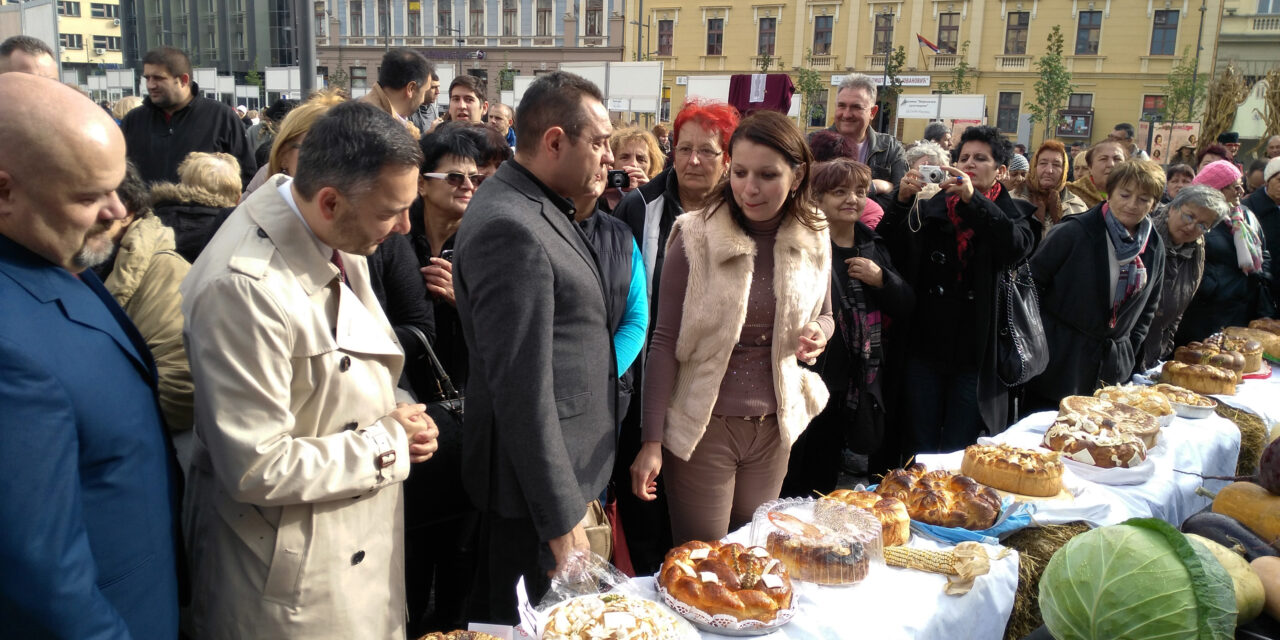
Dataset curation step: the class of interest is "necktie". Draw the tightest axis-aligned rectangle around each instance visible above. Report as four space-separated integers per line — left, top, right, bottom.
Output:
331 249 347 284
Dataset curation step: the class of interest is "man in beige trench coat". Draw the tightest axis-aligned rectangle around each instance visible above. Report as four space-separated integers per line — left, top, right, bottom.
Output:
181 101 439 638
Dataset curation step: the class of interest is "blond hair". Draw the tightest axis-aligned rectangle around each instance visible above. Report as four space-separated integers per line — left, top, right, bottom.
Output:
609 126 665 179
1106 159 1167 201
112 96 143 121
268 90 347 176
177 152 242 206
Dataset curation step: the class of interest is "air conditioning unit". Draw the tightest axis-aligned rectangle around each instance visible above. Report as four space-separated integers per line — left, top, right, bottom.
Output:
675 76 688 85
113 18 121 25
94 47 105 54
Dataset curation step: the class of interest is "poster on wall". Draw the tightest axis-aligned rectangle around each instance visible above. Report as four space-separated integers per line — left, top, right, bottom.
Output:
1137 121 1202 164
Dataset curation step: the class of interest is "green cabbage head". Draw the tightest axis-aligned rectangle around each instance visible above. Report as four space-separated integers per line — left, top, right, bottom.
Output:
1039 518 1236 640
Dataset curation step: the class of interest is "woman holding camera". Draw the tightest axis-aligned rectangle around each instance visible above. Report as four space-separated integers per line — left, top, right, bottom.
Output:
630 111 832 544
878 125 1037 455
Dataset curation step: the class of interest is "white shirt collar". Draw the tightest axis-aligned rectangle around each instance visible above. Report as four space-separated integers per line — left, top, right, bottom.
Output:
277 177 334 257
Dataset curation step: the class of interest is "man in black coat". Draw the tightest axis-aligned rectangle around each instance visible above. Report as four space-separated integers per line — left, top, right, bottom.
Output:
452 71 617 623
1244 157 1280 310
122 47 256 187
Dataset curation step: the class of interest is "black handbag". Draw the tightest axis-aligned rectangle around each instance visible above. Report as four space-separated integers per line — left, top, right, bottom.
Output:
402 326 470 527
995 262 1049 387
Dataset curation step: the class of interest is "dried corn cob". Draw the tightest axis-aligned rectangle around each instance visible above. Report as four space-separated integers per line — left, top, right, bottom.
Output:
884 542 999 595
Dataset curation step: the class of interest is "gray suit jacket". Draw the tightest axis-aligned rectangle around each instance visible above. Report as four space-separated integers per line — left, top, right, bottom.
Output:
454 160 617 543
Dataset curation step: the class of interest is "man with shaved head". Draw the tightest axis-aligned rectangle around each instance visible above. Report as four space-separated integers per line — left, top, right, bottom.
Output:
0 73 181 638
0 35 58 79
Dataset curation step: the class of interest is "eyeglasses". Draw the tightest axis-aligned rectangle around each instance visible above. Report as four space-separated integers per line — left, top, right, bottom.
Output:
1179 211 1216 235
422 172 483 188
673 146 723 161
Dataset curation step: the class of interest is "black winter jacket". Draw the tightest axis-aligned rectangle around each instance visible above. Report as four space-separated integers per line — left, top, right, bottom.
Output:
121 84 257 187
612 166 685 318
878 186 1038 433
1244 188 1280 311
1026 205 1166 408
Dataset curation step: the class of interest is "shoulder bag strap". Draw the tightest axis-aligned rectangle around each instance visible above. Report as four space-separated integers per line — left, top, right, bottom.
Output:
403 325 461 401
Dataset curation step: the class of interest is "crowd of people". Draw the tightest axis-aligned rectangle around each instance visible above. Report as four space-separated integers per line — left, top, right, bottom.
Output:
3 35 1280 639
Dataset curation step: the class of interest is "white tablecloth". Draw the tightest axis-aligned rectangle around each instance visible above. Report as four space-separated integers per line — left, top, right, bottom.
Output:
636 533 1019 640
1216 367 1280 432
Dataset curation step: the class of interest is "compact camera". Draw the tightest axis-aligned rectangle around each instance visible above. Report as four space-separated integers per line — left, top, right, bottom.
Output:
606 170 630 189
920 165 946 184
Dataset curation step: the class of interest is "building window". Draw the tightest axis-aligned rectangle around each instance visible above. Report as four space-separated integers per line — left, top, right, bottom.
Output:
657 19 673 55
706 17 723 56
1261 0 1280 13
813 15 832 56
378 0 390 38
502 0 516 36
57 1 80 16
997 92 1021 133
1151 10 1178 55
60 33 83 49
1068 93 1093 109
938 11 959 54
757 17 775 56
90 3 120 18
469 0 483 36
536 0 551 36
351 66 368 89
439 0 452 36
585 0 602 36
350 0 363 36
1142 95 1166 119
873 14 894 54
1075 11 1101 55
93 34 122 49
661 87 671 121
1004 11 1028 55
809 89 828 128
408 4 421 36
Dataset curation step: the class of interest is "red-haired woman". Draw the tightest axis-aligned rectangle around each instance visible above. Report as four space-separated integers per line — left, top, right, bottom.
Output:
613 99 740 304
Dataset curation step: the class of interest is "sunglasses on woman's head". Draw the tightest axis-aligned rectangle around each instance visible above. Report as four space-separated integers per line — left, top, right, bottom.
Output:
422 172 484 188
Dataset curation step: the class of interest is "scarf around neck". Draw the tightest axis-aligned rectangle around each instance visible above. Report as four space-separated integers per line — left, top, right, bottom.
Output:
1226 203 1265 274
1102 203 1152 327
835 243 883 414
945 181 1003 274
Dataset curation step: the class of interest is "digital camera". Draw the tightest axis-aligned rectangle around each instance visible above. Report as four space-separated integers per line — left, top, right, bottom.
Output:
606 170 629 189
920 165 946 184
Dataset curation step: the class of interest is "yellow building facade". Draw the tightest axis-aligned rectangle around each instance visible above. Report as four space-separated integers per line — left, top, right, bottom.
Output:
57 0 123 67
626 0 1223 147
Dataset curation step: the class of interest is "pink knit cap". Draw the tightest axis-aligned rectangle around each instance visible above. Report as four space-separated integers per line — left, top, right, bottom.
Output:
1192 159 1242 190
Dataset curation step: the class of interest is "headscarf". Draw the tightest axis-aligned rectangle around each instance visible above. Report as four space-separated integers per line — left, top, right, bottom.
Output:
1025 141 1069 225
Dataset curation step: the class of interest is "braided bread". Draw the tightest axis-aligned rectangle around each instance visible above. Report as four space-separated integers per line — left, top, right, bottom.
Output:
1204 333 1264 373
658 541 792 622
1174 342 1247 382
822 489 911 546
1160 360 1237 396
874 464 1002 530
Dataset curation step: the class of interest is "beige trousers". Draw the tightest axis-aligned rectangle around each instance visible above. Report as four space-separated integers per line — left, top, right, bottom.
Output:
663 414 790 544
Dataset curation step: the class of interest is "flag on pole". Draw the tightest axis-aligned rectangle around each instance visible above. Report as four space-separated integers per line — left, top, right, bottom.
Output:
916 34 941 53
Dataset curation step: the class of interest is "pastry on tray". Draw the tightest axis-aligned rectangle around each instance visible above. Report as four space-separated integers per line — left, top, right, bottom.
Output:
1059 396 1160 448
542 594 688 640
1204 332 1264 373
1224 326 1280 361
1159 360 1237 396
753 500 883 586
875 464 1003 530
960 443 1065 497
1042 405 1147 469
1151 383 1215 408
658 541 792 623
821 489 911 546
1173 342 1246 382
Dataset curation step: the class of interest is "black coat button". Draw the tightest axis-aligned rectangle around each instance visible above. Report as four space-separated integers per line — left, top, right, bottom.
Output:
339 356 352 372
343 421 358 431
966 290 976 301
257 228 268 238
351 550 365 565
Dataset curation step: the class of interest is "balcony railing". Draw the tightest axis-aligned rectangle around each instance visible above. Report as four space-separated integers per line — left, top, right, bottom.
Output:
750 55 785 70
931 53 958 69
995 54 1031 70
865 53 886 70
808 53 835 68
1255 16 1280 30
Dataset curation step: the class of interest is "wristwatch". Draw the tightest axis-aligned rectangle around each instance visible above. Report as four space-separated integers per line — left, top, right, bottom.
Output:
361 425 396 482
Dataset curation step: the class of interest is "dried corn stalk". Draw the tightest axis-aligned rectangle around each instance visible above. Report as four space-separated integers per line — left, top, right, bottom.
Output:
1200 64 1250 155
1254 68 1280 140
884 542 1005 595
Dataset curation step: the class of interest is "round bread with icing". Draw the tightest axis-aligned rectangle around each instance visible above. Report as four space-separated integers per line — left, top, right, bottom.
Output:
1042 409 1147 468
1059 395 1160 448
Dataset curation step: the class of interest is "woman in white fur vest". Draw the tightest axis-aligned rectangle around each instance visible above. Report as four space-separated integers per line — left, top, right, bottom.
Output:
629 111 835 544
